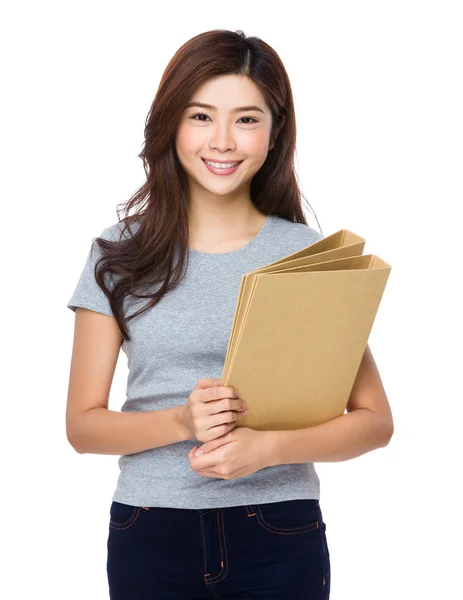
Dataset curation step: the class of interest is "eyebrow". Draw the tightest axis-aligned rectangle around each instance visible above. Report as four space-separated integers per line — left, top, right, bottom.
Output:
184 101 265 114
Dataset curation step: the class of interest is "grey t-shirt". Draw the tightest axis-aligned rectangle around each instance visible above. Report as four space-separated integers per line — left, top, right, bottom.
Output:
67 214 324 509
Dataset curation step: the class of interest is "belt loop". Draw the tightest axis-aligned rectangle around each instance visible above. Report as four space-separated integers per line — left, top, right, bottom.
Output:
246 504 256 517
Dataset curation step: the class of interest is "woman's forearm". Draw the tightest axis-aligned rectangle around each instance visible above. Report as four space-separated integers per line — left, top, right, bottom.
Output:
68 406 191 456
267 408 394 466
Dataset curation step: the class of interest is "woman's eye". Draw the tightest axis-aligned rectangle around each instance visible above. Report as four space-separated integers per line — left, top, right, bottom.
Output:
190 113 210 122
190 113 257 124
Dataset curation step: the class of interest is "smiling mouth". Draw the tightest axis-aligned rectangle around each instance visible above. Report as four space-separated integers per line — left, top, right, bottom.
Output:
201 158 243 166
201 158 244 175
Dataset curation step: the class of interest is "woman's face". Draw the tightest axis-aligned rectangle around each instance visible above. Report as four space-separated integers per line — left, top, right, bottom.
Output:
175 74 274 200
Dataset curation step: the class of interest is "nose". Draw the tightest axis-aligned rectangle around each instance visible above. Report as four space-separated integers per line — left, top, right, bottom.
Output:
208 120 237 153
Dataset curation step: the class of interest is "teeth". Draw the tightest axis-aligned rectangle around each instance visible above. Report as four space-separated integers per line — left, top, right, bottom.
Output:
204 160 239 169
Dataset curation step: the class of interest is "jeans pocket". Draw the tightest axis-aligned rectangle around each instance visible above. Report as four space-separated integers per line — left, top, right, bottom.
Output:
253 499 321 535
109 501 141 531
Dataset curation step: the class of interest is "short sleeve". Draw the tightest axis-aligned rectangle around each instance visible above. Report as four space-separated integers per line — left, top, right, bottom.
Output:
67 226 116 318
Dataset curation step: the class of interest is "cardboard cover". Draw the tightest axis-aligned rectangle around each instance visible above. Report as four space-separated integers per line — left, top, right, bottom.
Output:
219 229 391 431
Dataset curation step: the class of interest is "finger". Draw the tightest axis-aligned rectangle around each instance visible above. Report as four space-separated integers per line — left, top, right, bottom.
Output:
189 445 207 459
213 385 239 400
191 453 217 471
195 469 219 479
194 378 222 391
189 431 234 468
193 436 223 457
189 446 212 464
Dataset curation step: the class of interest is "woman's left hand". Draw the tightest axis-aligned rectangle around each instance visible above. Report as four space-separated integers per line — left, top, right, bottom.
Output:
188 427 274 480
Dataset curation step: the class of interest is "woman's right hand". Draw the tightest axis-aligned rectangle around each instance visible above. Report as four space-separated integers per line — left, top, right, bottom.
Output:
178 377 247 443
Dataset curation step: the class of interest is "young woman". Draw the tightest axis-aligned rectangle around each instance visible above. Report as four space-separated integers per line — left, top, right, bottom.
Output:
66 29 393 600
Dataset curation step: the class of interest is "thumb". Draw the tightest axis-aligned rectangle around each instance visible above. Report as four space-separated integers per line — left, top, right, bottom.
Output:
193 433 233 457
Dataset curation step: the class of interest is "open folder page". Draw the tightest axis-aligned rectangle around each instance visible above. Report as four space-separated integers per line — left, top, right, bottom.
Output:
220 229 391 431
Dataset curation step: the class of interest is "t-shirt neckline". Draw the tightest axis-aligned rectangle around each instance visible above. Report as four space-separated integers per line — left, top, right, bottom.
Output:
188 214 273 258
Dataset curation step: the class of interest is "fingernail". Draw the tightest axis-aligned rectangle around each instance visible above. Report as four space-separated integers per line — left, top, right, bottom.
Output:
194 449 204 457
240 410 248 416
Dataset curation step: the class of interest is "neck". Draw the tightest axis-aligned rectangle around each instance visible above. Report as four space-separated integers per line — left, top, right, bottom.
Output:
187 202 268 251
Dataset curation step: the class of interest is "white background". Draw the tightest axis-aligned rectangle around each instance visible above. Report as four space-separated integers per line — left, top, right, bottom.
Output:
2 1 462 598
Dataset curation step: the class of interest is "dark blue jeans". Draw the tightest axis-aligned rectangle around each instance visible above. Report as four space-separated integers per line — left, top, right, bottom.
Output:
107 498 330 599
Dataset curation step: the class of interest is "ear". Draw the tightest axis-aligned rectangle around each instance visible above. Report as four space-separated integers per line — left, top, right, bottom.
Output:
269 116 285 151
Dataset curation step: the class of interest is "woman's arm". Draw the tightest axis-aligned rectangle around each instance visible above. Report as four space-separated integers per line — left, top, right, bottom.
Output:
66 308 190 455
266 344 394 466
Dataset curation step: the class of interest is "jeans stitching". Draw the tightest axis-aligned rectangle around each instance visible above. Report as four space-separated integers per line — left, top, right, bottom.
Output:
255 505 320 535
200 514 208 578
109 506 141 530
321 522 331 595
205 509 228 584
200 509 219 517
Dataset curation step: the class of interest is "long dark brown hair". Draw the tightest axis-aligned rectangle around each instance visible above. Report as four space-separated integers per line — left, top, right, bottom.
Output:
93 29 321 342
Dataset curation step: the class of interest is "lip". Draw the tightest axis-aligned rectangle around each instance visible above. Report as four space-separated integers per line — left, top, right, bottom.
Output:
201 158 243 176
202 158 243 164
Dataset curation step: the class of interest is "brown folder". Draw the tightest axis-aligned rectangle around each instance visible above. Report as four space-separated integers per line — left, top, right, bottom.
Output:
220 229 391 431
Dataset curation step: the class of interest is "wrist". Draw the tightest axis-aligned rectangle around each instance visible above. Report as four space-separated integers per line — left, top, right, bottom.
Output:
173 405 194 442
261 430 281 468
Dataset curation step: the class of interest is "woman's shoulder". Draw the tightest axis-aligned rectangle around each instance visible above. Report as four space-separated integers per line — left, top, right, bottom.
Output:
101 218 142 241
270 214 324 243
